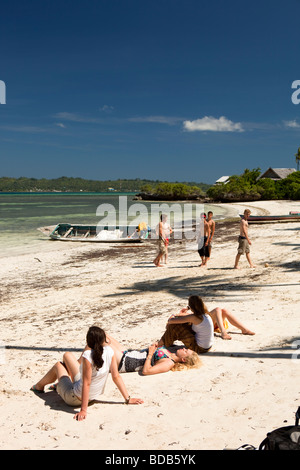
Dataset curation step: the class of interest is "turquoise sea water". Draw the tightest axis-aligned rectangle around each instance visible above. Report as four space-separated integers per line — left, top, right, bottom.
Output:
0 192 234 258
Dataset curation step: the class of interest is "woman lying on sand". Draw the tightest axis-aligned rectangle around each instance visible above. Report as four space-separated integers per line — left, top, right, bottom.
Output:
157 296 255 352
105 335 201 375
30 326 143 421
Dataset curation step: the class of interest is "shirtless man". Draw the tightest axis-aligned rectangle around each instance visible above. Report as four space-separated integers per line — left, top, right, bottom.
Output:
153 214 169 267
197 213 211 267
234 209 255 269
207 211 215 259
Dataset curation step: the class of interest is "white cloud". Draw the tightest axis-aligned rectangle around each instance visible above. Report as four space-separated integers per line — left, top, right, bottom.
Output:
55 122 66 128
183 116 244 132
100 105 114 113
283 119 300 129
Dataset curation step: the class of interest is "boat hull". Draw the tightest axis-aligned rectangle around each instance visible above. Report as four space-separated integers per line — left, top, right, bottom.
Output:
239 213 300 224
47 223 145 243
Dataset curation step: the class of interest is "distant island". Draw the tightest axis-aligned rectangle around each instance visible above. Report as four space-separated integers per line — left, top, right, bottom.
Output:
1 169 299 201
135 182 208 201
0 176 211 195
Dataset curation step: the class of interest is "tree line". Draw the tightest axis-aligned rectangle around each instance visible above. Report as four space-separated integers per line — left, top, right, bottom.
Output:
137 182 208 200
1 171 299 201
206 168 300 202
0 176 210 194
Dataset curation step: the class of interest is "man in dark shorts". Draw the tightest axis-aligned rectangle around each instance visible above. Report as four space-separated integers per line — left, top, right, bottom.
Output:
197 213 211 267
207 211 215 259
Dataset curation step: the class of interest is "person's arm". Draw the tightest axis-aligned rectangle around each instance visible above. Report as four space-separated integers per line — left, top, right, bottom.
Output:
158 222 165 241
110 355 143 405
205 222 210 245
142 344 173 375
169 307 190 320
74 357 92 421
167 313 197 325
210 221 215 241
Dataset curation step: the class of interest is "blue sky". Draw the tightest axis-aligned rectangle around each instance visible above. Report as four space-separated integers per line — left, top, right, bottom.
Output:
1 0 300 184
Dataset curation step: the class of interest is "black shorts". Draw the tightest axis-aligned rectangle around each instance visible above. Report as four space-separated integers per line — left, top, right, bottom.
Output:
198 236 209 257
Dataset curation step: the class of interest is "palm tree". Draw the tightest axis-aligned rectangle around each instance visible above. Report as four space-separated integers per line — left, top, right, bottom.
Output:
295 148 300 171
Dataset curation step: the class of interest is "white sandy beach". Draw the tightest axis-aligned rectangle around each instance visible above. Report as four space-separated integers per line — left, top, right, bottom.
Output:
0 199 299 450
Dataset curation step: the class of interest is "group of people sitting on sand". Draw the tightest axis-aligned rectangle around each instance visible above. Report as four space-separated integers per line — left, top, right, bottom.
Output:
31 296 255 421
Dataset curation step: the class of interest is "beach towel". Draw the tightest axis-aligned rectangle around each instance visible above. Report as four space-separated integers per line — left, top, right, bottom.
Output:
214 318 229 333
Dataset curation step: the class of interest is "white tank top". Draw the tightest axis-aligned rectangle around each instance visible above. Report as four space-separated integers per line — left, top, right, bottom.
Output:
73 346 114 400
192 314 214 349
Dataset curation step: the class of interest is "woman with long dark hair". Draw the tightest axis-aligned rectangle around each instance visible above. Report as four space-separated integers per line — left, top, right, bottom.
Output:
157 295 214 354
31 326 143 421
157 295 255 350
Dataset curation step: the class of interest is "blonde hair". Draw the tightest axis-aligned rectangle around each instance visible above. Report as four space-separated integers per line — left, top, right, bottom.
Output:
171 351 202 372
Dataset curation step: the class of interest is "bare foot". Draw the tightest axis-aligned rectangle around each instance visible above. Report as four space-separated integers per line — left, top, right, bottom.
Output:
242 329 255 336
30 384 44 393
221 332 232 340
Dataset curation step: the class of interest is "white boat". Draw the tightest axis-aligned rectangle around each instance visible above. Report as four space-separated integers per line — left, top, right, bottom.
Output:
38 223 147 243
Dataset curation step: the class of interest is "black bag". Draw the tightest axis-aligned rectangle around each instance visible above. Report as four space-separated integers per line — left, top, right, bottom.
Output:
259 407 300 450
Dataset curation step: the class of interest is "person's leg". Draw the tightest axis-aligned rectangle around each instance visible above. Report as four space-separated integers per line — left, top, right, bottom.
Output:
246 252 255 268
33 361 69 391
154 252 163 266
204 244 210 266
221 308 255 335
198 247 205 266
105 334 125 364
204 255 209 266
210 307 255 338
158 323 200 351
234 253 241 268
62 352 81 381
209 307 232 340
106 334 124 352
164 246 168 264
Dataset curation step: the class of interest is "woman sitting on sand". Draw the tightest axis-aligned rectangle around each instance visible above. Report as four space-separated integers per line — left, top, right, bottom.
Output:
157 295 255 351
105 335 201 375
157 295 215 353
30 326 143 421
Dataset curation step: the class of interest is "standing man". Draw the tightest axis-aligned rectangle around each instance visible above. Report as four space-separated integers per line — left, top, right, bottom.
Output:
207 211 215 259
153 214 169 267
234 209 255 269
197 213 211 267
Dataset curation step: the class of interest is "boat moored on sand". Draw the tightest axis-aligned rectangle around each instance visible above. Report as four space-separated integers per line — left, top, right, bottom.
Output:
240 211 300 224
38 223 148 243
